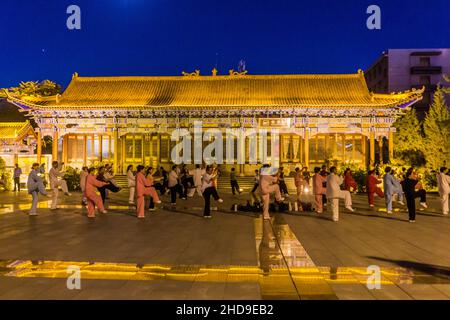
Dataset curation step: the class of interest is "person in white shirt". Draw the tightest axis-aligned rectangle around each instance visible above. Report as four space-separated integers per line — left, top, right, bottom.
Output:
191 164 204 196
437 167 450 215
201 165 223 218
127 165 136 204
49 161 71 210
326 166 354 222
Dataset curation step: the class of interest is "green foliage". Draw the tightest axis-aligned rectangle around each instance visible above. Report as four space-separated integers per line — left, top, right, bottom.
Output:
393 108 426 166
3 80 61 97
0 157 12 191
63 166 81 191
423 86 450 169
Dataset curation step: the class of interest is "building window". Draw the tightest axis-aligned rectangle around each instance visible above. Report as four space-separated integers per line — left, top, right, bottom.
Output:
419 57 431 67
420 76 431 86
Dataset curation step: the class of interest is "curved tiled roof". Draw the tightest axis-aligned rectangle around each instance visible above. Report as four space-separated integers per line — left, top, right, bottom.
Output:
8 71 423 110
0 121 35 142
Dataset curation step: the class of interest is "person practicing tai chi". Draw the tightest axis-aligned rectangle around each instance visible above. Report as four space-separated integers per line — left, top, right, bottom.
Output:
437 167 450 215
367 170 384 207
85 167 108 218
135 165 161 218
168 165 183 205
343 168 358 192
383 166 405 214
191 164 204 196
326 166 354 222
127 165 136 205
80 166 88 206
49 161 71 210
13 163 22 192
27 163 49 216
312 167 326 214
201 165 223 218
260 165 284 220
403 167 428 223
230 167 241 195
294 167 304 198
251 169 260 194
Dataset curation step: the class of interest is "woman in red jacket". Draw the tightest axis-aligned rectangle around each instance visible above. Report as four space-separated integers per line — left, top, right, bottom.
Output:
136 165 161 218
344 168 358 192
367 170 384 207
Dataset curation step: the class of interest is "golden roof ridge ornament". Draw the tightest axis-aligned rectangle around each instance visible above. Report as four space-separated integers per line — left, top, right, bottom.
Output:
229 69 248 76
72 72 79 79
182 70 200 77
212 68 218 76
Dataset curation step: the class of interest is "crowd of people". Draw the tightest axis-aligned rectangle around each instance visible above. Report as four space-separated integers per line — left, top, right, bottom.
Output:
20 161 450 223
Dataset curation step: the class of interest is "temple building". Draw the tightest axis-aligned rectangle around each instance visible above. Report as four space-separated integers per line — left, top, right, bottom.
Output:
6 70 423 175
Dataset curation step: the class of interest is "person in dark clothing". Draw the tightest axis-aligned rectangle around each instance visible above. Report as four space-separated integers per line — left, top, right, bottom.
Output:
278 167 289 196
251 169 260 193
96 166 120 205
403 167 428 222
159 166 168 194
320 165 329 206
230 167 241 195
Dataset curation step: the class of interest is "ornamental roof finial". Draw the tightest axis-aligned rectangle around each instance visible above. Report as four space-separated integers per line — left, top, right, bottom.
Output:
212 68 218 76
72 72 79 79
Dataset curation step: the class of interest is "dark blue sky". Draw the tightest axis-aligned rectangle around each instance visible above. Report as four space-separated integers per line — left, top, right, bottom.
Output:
1 0 449 88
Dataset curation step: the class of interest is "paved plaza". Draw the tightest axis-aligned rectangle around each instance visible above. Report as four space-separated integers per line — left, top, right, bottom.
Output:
0 188 449 300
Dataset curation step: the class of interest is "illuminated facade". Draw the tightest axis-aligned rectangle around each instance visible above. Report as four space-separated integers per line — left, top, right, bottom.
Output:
7 70 423 175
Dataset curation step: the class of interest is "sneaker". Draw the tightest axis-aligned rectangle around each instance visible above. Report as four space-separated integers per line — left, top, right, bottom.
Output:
387 210 393 214
345 206 354 212
137 216 145 219
409 220 415 223
332 218 339 222
263 216 271 220
316 210 322 214
279 197 285 201
148 208 156 211
171 203 176 206
203 215 212 219
217 199 224 203
101 210 108 214
181 197 187 200
444 212 449 215
155 200 162 204
64 192 72 196
50 207 58 210
29 212 38 216
369 204 374 207
128 201 135 205
398 201 405 205
420 202 428 209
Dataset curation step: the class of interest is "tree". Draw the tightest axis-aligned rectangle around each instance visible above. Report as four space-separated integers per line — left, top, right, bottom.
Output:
393 108 426 166
1 80 61 97
423 86 450 169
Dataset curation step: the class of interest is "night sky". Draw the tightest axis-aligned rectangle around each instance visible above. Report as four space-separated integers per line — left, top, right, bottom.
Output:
1 0 449 88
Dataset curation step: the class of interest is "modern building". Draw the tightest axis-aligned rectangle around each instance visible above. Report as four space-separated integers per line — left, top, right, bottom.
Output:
365 48 450 116
6 70 423 174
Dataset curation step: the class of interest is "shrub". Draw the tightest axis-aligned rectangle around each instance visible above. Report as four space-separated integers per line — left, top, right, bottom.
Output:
63 166 81 191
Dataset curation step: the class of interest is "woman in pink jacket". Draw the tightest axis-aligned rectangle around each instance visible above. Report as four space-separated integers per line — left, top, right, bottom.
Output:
312 167 327 213
136 165 161 218
85 167 109 218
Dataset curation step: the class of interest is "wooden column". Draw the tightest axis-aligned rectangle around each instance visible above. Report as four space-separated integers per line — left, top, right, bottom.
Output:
113 130 119 173
37 129 42 164
369 130 375 167
378 137 383 164
52 130 58 162
83 135 87 166
141 134 145 165
62 135 68 163
157 133 161 165
341 134 346 161
388 130 394 163
362 135 367 167
99 134 103 162
304 129 309 168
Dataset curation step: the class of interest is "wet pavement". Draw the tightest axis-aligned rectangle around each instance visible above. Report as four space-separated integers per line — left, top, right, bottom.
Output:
0 189 449 300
